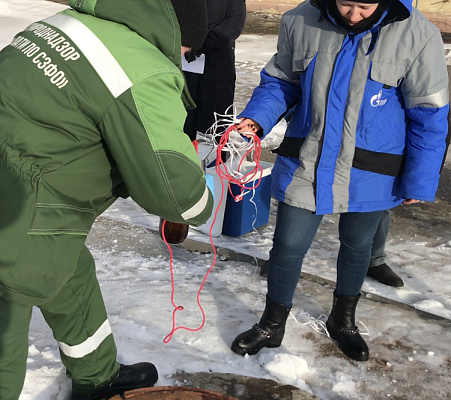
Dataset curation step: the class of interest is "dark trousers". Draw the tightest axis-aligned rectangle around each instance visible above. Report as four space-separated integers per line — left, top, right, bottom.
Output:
267 202 384 307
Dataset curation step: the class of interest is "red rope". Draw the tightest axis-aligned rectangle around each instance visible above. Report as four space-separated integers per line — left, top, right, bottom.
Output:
163 125 262 343
162 198 220 343
215 125 262 202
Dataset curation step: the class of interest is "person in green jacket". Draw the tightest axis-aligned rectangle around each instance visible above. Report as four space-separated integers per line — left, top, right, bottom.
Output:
0 1 213 399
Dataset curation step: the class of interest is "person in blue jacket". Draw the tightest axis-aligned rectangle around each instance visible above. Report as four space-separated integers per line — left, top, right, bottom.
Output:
231 0 449 362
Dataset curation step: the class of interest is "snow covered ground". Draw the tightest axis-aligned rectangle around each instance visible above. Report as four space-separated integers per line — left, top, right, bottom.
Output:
1 1 450 399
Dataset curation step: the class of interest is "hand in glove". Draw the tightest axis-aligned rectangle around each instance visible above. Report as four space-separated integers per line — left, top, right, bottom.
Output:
184 49 202 63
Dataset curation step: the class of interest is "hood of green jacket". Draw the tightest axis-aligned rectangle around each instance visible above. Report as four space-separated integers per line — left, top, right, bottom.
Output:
68 0 181 66
67 0 197 108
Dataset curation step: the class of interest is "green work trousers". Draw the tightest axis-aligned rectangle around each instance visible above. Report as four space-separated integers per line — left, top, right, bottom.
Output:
0 240 119 400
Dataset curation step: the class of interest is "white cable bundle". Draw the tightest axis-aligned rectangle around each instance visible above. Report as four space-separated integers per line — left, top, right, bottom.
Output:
198 105 263 231
199 105 259 181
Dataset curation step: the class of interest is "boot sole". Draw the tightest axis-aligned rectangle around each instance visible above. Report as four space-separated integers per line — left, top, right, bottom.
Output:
72 369 158 400
326 322 369 362
231 339 282 356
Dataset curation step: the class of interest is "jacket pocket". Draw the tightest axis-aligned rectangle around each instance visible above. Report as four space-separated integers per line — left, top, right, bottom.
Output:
370 61 406 88
357 62 408 152
28 203 95 235
1 202 95 304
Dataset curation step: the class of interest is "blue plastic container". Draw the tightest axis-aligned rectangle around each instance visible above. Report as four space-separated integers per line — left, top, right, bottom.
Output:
221 162 273 237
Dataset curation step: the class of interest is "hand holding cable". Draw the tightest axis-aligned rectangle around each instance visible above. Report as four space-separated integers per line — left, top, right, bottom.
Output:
234 117 262 139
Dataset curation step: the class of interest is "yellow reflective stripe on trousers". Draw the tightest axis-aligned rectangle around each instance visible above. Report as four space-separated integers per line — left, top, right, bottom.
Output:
58 320 112 358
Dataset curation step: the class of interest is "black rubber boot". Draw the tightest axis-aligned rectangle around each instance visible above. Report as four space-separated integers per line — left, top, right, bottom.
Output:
71 362 158 400
326 294 369 362
231 296 291 356
367 263 404 287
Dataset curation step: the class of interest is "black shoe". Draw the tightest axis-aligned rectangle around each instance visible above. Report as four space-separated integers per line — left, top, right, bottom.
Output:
231 296 291 356
326 294 369 362
367 264 404 287
71 362 158 400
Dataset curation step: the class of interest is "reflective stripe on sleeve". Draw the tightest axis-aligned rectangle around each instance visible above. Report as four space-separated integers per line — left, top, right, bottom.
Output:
181 186 209 221
42 13 132 98
404 87 449 109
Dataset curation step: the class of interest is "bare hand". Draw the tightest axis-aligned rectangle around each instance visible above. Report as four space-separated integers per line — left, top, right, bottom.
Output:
234 118 261 138
402 199 420 205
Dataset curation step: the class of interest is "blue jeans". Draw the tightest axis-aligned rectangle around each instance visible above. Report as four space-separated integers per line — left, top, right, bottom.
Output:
369 209 390 267
267 202 385 307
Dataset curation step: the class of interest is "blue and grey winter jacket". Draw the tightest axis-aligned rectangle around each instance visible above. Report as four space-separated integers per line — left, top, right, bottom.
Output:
239 0 449 214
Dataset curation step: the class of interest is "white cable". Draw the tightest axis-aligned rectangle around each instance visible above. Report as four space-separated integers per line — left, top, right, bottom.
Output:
296 312 331 338
295 311 370 338
202 104 261 198
358 320 370 336
249 187 260 233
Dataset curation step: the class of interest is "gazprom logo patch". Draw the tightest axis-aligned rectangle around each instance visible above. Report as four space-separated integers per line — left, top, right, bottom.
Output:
370 90 387 107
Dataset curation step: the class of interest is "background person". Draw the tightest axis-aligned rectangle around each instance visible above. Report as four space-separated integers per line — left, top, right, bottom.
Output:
231 0 448 362
183 0 246 141
0 1 213 399
366 210 404 287
160 0 246 242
